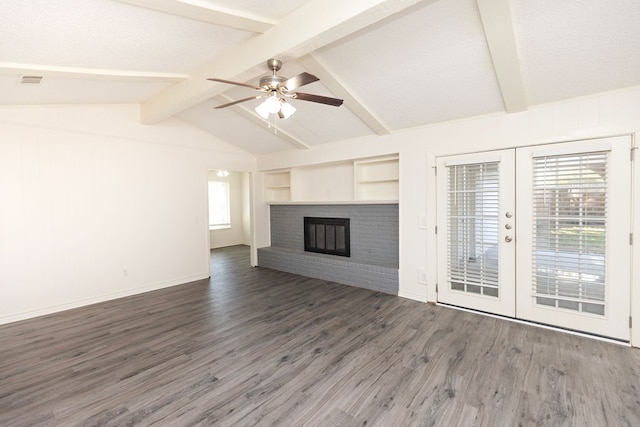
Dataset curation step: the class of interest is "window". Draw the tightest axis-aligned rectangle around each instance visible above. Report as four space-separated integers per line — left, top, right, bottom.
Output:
447 161 500 297
532 152 607 315
208 180 230 229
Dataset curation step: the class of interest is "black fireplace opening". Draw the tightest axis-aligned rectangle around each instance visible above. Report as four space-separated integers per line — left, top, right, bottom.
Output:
304 217 350 257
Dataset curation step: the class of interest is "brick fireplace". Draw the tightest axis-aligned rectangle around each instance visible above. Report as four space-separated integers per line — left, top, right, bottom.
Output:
257 204 398 294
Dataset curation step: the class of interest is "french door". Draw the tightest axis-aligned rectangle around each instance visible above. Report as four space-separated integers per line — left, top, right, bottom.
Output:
436 149 516 317
436 136 632 340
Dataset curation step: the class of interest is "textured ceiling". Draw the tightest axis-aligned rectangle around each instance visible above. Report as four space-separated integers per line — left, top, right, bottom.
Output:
316 0 505 130
511 0 640 105
1 0 640 155
1 0 252 72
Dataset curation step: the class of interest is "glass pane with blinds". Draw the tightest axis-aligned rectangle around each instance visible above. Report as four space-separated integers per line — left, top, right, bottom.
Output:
447 162 500 297
532 152 607 316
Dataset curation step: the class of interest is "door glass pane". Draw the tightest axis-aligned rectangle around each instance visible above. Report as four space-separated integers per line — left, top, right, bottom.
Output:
532 152 607 316
447 162 500 297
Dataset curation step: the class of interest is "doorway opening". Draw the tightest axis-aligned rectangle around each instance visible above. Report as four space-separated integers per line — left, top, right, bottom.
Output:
207 169 253 266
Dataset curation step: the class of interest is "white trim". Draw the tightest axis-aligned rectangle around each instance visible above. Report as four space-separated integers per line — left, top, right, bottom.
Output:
631 131 640 347
0 62 188 82
210 240 244 249
398 290 428 303
266 200 398 205
0 273 209 326
112 0 276 33
443 155 502 166
476 0 527 113
529 143 612 158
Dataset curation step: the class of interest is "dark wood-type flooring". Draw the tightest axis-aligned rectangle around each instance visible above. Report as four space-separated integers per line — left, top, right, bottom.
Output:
1 245 640 426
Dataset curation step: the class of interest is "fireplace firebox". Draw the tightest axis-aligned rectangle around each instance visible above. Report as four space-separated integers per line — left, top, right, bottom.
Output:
304 217 350 257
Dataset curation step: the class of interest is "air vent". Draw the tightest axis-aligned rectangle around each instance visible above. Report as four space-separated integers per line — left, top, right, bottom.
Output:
20 75 43 85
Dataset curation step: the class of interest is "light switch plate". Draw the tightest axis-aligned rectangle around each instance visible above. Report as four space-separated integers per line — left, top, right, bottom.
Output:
418 268 428 284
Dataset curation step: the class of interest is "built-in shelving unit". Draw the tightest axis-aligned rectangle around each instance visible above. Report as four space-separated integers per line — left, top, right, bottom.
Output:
262 154 399 204
354 155 399 201
264 170 291 202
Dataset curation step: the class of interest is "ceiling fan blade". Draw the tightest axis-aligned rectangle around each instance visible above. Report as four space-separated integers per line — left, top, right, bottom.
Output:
292 92 344 107
214 96 261 109
284 72 319 91
207 78 262 91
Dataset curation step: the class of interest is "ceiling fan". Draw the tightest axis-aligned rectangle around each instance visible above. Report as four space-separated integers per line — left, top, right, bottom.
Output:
208 59 343 119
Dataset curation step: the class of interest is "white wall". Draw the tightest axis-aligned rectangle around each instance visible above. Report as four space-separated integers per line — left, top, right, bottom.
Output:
0 104 255 324
257 85 640 346
208 170 249 249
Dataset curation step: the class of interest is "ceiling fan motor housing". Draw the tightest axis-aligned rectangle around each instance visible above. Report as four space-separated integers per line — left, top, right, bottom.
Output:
259 75 287 91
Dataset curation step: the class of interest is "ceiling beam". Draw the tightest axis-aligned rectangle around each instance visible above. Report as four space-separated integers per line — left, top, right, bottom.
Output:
299 54 390 135
113 0 276 33
476 0 527 113
215 94 310 150
141 0 425 125
0 62 188 82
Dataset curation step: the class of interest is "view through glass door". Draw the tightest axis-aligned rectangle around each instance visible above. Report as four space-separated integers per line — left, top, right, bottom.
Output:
436 136 632 340
436 150 516 317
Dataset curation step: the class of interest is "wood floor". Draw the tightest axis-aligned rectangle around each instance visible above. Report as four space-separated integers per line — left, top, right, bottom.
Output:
1 245 639 426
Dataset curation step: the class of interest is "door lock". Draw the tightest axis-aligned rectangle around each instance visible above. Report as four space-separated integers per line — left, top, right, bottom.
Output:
505 224 512 230
505 236 513 242
505 212 513 218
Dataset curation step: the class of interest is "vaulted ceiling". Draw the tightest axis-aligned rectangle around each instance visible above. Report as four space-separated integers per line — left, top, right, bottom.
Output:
2 0 640 155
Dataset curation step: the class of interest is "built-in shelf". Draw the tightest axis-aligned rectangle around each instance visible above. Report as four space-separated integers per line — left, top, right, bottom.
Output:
355 178 399 184
264 170 291 202
266 200 399 205
354 155 399 201
262 154 399 204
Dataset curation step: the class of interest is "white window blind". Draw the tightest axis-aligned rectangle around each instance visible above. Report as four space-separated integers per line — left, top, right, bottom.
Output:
208 181 230 229
532 152 607 316
447 162 500 297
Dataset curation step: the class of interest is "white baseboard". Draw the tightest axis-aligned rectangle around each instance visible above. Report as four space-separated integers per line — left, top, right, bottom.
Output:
210 240 244 249
0 273 209 326
398 290 428 303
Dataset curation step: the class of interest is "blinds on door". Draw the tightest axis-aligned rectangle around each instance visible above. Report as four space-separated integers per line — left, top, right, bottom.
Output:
531 152 608 316
447 162 500 297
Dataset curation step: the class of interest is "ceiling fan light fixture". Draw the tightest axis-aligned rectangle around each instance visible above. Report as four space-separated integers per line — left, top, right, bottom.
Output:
255 101 270 119
280 100 296 119
255 93 291 119
265 95 281 114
